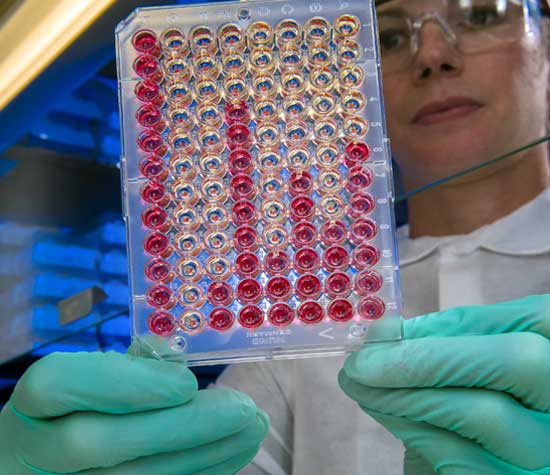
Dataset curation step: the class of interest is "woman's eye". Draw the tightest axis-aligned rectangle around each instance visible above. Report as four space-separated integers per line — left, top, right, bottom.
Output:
464 7 500 28
379 29 409 53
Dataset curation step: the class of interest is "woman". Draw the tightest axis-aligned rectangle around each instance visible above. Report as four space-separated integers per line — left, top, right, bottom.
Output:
1 1 548 474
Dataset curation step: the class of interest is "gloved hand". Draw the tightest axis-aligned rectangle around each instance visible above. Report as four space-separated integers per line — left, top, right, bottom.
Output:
0 345 269 474
339 294 550 475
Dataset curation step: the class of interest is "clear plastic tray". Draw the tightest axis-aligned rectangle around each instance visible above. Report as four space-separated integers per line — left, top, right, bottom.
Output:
116 0 403 366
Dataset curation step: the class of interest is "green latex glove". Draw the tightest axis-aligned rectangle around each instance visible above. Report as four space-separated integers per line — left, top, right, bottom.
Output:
339 294 550 475
0 343 269 474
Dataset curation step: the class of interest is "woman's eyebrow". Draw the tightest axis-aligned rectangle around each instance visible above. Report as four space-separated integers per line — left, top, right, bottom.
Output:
376 7 409 18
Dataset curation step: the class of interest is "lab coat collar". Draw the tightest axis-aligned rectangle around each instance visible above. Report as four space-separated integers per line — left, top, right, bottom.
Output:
398 188 550 266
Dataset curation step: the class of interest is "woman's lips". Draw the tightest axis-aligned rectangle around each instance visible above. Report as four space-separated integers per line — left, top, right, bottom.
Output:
412 97 483 126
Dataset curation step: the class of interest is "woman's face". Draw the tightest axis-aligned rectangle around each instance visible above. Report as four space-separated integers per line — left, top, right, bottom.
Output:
378 0 550 189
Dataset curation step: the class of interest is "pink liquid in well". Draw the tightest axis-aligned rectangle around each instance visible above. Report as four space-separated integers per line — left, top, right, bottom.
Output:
348 193 375 218
138 130 164 153
135 79 162 103
133 54 159 78
346 165 373 192
136 103 162 128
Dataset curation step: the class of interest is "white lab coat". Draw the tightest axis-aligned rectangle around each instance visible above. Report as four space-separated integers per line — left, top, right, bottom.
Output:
217 188 550 475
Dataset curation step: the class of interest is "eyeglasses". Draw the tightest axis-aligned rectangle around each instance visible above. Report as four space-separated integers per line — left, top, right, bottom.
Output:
376 0 543 73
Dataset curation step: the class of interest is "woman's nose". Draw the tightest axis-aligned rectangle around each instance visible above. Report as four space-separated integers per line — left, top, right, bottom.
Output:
411 22 464 82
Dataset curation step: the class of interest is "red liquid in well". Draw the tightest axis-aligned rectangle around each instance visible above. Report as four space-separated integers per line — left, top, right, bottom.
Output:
228 149 254 175
207 282 234 306
293 248 320 274
235 252 262 278
327 299 353 322
147 285 174 309
297 301 324 324
295 273 322 300
291 222 317 248
357 296 386 320
320 220 347 246
288 170 314 196
232 200 258 225
325 272 352 298
352 244 380 269
209 308 235 331
237 279 263 304
345 141 370 162
140 181 166 205
142 207 169 231
144 232 170 256
354 270 383 296
266 276 292 302
290 195 315 221
230 174 256 200
138 130 164 153
323 246 350 272
268 303 295 326
132 29 158 53
139 157 167 181
145 259 173 283
238 305 264 328
147 311 176 336
227 124 252 150
234 225 259 252
349 218 377 244
264 251 291 275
